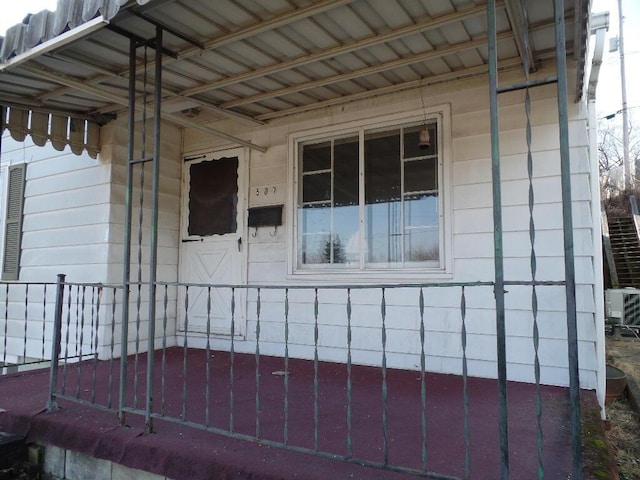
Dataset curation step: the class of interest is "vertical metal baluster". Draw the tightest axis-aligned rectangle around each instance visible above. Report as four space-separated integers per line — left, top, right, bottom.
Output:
533 285 543 479
134 111 146 413
23 284 29 363
41 284 47 361
135 46 147 413
313 288 319 452
346 288 353 458
419 287 427 471
230 287 236 433
108 288 117 410
161 284 168 416
77 286 86 399
3 284 8 365
62 285 72 395
519 0 544 472
90 287 96 358
182 286 189 421
75 286 80 361
92 286 102 404
205 287 212 427
284 288 290 445
255 287 261 439
461 286 470 479
134 278 141 410
381 287 388 466
47 274 66 411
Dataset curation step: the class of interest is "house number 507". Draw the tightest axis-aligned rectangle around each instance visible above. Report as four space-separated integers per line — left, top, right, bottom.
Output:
255 186 277 196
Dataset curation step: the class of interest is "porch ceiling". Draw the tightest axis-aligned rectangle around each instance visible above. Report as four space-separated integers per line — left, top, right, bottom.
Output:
0 0 590 149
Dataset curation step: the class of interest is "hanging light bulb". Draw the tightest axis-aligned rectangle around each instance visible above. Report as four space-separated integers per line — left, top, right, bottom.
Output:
418 125 430 149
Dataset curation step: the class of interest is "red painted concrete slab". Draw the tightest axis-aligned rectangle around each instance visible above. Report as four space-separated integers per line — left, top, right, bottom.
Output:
0 348 596 479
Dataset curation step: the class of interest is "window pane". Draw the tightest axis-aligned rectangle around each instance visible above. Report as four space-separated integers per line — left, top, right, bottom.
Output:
404 228 439 262
404 193 439 263
302 173 331 203
334 136 359 207
365 130 401 265
365 129 401 204
300 234 331 264
188 157 238 236
302 141 331 172
299 204 331 233
366 201 402 265
334 205 359 264
405 158 437 193
404 193 439 227
404 123 438 158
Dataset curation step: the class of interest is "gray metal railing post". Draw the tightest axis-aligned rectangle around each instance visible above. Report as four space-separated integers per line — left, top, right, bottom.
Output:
119 36 137 425
47 273 66 411
553 0 583 477
145 25 163 435
488 1 509 477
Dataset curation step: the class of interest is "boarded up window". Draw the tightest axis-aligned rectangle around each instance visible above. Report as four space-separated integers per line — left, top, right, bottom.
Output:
188 157 238 236
2 164 26 280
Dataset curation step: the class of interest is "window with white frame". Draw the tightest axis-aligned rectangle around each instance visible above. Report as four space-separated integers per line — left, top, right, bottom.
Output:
294 116 444 272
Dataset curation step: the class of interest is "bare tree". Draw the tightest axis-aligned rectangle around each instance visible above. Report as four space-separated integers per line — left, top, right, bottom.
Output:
599 115 640 206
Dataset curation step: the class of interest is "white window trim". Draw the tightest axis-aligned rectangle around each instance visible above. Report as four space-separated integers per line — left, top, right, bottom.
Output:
287 104 453 282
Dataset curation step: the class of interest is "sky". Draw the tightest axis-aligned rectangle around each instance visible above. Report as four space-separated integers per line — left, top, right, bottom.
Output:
592 0 640 121
0 0 638 121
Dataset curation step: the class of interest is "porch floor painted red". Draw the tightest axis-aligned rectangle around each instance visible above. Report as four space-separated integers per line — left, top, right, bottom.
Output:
0 348 595 479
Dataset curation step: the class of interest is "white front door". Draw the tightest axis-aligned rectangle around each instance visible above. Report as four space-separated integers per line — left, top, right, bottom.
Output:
179 149 246 336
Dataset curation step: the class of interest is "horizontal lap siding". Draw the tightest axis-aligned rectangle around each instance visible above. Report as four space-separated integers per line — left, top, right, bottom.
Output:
0 135 113 362
184 66 600 388
1 133 111 283
103 117 182 349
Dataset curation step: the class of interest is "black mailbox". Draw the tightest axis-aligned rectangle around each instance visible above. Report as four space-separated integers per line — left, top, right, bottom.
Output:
248 205 283 228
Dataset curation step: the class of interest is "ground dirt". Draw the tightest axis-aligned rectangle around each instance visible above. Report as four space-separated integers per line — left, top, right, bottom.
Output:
605 335 640 479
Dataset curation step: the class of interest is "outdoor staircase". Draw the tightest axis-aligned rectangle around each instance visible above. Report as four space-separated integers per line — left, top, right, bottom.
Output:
608 216 640 287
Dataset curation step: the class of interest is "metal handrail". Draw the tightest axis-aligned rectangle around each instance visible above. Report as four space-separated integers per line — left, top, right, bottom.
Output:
601 203 620 288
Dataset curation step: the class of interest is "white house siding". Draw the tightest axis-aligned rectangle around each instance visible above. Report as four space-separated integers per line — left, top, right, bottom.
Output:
182 62 601 392
0 116 182 362
101 117 182 357
0 131 112 363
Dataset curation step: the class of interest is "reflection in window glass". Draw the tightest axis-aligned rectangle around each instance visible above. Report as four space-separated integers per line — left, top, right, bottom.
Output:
404 158 437 193
303 141 331 172
302 173 331 203
297 121 441 270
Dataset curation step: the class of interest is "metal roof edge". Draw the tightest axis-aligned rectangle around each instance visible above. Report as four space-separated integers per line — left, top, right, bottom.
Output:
574 0 593 102
0 0 148 66
0 17 109 73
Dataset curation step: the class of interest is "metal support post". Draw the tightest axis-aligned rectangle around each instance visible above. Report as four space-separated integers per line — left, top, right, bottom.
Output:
487 1 509 478
119 37 137 425
47 273 66 411
553 0 583 477
145 26 163 434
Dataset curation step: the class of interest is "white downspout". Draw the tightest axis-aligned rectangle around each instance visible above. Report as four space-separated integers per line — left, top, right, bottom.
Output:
587 12 609 413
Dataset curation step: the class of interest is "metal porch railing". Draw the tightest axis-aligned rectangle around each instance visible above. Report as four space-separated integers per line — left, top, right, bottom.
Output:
0 276 582 479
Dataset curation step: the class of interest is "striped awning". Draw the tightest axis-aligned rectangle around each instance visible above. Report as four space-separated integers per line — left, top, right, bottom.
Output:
1 106 100 158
